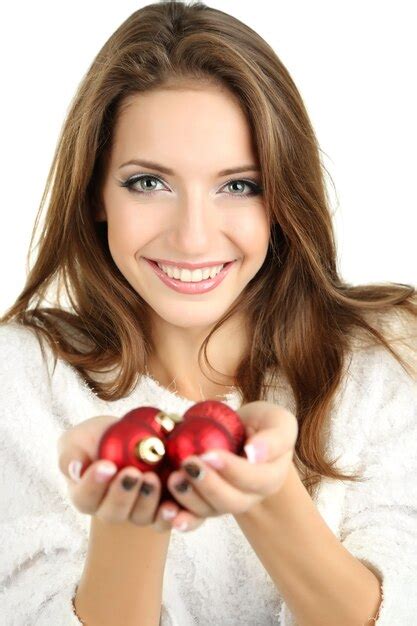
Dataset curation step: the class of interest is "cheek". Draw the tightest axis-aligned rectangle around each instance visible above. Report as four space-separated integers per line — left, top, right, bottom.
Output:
107 221 137 268
232 207 270 256
107 206 156 258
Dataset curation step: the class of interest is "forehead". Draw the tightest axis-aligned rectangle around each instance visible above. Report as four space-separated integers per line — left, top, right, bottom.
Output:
110 87 258 169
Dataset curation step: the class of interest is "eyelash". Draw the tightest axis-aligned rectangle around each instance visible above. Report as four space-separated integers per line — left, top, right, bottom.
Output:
118 173 263 198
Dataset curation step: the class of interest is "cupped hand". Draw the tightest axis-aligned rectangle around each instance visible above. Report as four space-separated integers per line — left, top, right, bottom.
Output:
165 401 298 532
56 414 196 533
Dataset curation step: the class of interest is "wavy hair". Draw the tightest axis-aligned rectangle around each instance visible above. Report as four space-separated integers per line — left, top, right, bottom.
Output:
2 0 416 496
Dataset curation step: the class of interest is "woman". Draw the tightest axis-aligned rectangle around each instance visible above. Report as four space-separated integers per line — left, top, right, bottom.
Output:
1 1 416 624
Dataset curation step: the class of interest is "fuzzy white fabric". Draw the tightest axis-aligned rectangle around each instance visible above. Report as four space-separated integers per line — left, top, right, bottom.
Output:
0 320 416 625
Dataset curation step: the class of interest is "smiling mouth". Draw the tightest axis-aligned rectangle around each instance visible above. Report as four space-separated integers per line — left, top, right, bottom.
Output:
147 259 234 281
145 258 236 270
144 257 237 292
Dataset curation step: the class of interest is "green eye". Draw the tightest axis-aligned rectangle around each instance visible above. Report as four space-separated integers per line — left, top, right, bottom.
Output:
119 174 263 198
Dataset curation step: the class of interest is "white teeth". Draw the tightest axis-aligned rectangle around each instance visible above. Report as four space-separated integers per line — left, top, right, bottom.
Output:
157 263 225 282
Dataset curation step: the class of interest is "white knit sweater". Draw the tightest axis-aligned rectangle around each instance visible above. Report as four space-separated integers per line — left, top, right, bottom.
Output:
0 319 416 625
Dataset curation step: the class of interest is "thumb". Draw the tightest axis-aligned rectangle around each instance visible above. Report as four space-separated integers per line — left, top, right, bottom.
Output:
243 434 270 464
57 439 91 484
57 415 120 483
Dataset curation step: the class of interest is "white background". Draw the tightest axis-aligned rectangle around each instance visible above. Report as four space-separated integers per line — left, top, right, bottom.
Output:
1 0 416 315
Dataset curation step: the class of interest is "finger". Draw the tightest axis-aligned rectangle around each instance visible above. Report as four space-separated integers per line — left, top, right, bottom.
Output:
169 510 206 533
57 415 120 479
236 400 284 431
96 465 146 524
152 495 182 533
237 402 298 458
187 446 293 496
128 472 165 527
170 463 255 516
166 469 217 518
67 459 120 515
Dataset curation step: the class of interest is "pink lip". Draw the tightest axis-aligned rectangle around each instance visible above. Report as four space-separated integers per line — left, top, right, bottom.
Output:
145 258 236 294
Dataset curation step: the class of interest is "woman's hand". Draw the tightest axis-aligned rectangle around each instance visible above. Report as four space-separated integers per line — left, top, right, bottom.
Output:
165 401 298 532
57 415 195 533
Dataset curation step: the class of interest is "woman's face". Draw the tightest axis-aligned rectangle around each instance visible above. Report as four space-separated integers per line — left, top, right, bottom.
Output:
99 85 270 330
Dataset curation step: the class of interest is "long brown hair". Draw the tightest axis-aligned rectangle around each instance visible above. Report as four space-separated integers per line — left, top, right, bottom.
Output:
2 0 416 496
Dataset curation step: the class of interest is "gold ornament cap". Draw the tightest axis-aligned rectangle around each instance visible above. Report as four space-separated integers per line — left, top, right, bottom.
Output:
154 411 183 433
136 436 166 464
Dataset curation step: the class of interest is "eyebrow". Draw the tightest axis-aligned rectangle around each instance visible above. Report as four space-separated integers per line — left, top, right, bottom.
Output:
118 158 261 177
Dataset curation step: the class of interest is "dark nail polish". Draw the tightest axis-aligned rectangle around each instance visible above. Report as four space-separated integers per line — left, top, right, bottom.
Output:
140 482 154 496
184 463 202 479
121 475 138 491
175 479 190 493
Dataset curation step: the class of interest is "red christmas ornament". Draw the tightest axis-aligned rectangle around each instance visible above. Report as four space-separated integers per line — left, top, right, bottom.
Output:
165 416 234 469
97 407 182 473
97 400 247 506
182 400 246 455
97 418 165 473
122 406 183 437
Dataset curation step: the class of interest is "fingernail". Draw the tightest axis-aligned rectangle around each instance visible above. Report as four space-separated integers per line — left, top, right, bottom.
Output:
68 460 83 483
161 508 177 520
173 519 188 531
199 451 225 469
95 461 118 482
140 482 154 496
244 441 268 464
174 479 190 493
121 475 139 491
183 462 205 480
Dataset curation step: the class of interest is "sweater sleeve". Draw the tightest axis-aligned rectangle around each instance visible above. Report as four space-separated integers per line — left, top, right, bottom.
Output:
339 343 417 626
0 323 185 626
0 323 88 625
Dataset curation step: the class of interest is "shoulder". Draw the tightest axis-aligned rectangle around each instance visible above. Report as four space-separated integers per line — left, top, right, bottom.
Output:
346 328 417 448
349 308 417 381
0 321 56 383
0 320 45 351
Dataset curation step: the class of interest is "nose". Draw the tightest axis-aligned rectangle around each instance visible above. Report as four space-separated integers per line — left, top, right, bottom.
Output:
168 192 221 254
